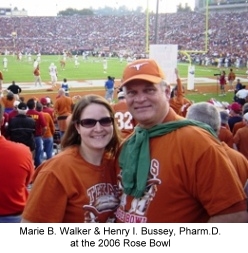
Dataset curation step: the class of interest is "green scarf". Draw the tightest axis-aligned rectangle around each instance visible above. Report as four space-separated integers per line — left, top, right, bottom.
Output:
119 119 217 198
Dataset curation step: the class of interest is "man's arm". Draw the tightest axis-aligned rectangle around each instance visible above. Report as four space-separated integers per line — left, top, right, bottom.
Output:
208 210 248 223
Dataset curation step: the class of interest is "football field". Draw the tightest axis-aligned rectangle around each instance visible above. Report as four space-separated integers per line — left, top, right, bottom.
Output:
1 55 247 103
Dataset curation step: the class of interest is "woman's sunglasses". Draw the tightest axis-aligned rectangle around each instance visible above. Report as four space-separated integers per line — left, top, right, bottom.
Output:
78 117 113 128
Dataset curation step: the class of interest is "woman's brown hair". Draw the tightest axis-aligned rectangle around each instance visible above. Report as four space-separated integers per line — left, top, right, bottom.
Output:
61 94 121 157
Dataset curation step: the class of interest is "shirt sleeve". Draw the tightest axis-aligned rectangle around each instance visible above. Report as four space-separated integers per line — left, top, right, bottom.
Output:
22 170 67 222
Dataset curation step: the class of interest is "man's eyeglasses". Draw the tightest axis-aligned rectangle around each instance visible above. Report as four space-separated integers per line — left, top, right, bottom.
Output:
78 117 113 128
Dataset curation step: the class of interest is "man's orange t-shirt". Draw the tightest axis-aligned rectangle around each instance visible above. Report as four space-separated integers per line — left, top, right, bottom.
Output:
115 109 246 223
218 126 234 148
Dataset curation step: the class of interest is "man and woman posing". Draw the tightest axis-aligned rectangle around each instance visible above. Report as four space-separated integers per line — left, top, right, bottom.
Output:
21 59 247 223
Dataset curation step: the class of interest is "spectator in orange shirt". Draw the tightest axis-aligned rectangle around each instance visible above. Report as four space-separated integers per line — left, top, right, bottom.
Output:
54 88 73 138
233 112 248 160
232 103 248 136
169 68 192 117
218 110 234 148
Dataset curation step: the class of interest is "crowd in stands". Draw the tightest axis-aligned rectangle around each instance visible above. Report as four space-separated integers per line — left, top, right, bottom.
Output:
0 11 248 66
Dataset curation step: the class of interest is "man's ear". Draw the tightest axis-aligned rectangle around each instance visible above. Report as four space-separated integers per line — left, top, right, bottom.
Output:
164 85 171 100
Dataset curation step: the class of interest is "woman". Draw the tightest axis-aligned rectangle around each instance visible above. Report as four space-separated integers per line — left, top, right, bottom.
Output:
21 95 121 223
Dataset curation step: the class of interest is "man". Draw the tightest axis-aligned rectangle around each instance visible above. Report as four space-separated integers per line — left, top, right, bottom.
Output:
26 98 47 168
169 68 192 117
60 59 66 70
7 81 22 99
36 52 41 63
61 78 70 96
104 76 115 103
233 103 248 135
228 102 243 132
233 112 248 160
0 69 3 91
186 102 248 187
3 57 8 71
8 102 36 152
48 62 58 87
27 53 32 63
227 68 236 91
33 64 42 87
0 103 34 222
103 57 107 73
218 110 234 148
1 91 15 114
234 85 248 106
33 59 39 69
112 91 135 139
234 79 244 95
8 100 20 121
74 54 79 68
36 102 55 160
54 88 73 137
18 51 23 61
40 97 55 122
115 58 247 223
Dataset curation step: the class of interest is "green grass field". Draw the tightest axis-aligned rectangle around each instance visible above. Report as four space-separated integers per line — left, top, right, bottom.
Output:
1 55 126 83
2 55 247 82
1 55 247 103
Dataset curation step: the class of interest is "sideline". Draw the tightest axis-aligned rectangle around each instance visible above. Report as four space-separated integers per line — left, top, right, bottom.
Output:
2 76 247 92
